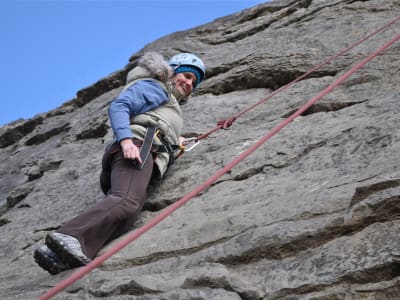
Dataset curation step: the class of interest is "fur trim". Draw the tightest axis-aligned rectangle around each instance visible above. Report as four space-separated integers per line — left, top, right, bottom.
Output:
137 52 173 82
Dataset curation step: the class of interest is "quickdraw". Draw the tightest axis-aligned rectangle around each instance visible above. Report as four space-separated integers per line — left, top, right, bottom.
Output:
180 137 200 152
175 137 200 159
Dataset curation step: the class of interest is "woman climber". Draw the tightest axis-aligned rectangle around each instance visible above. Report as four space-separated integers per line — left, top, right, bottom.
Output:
33 51 206 274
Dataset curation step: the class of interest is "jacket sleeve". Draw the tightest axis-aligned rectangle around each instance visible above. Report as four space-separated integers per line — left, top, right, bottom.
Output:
108 80 169 142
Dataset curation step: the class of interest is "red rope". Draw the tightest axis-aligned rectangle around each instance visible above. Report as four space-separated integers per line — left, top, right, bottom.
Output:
197 15 400 141
38 31 400 300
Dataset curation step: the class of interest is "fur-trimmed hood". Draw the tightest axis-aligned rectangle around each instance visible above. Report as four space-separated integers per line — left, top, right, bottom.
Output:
126 52 173 84
126 52 190 104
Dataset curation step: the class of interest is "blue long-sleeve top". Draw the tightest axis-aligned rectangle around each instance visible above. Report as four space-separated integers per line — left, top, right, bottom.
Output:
108 80 169 142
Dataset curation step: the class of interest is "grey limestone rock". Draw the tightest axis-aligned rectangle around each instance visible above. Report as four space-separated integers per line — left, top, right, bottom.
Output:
1 0 400 299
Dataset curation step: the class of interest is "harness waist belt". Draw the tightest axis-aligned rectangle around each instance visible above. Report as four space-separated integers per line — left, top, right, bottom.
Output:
131 128 180 169
132 139 180 153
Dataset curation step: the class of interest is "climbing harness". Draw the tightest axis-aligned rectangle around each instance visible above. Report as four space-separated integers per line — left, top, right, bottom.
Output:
130 127 194 169
38 16 400 299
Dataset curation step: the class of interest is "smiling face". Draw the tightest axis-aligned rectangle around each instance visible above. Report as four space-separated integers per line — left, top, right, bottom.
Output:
171 72 197 97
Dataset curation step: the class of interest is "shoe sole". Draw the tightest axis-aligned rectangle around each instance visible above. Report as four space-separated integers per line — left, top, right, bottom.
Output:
34 247 67 275
46 233 89 268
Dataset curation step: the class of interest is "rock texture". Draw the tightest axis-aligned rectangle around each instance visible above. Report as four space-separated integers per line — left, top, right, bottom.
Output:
1 0 400 299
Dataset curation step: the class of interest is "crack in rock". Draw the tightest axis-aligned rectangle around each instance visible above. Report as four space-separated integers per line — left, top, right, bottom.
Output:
89 279 162 297
196 0 312 46
182 275 261 300
73 70 127 109
25 123 71 146
0 218 11 227
0 117 44 148
349 178 400 208
76 122 109 140
269 261 400 299
6 183 35 209
282 100 366 118
278 0 350 28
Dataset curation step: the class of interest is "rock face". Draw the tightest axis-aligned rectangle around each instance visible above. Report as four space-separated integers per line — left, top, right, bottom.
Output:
1 0 400 299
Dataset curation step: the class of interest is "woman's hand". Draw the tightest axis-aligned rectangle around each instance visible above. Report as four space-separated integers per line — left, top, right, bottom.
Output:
120 139 142 164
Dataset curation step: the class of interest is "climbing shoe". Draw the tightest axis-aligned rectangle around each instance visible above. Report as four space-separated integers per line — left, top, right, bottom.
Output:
46 232 91 268
34 245 70 275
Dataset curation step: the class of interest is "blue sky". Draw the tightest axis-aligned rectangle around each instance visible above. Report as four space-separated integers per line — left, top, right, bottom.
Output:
0 0 269 126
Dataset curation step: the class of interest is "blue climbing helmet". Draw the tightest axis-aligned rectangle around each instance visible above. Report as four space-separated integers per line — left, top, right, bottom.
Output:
168 53 206 89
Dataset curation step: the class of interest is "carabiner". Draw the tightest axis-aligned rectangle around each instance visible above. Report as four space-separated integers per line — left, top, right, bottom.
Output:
180 137 200 152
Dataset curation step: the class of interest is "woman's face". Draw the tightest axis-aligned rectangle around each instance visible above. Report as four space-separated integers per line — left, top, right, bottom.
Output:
172 72 196 97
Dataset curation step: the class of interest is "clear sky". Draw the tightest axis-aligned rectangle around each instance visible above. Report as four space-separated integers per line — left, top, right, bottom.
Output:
0 0 269 126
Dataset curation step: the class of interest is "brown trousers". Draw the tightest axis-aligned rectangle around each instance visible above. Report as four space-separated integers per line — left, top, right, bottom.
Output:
57 145 154 259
